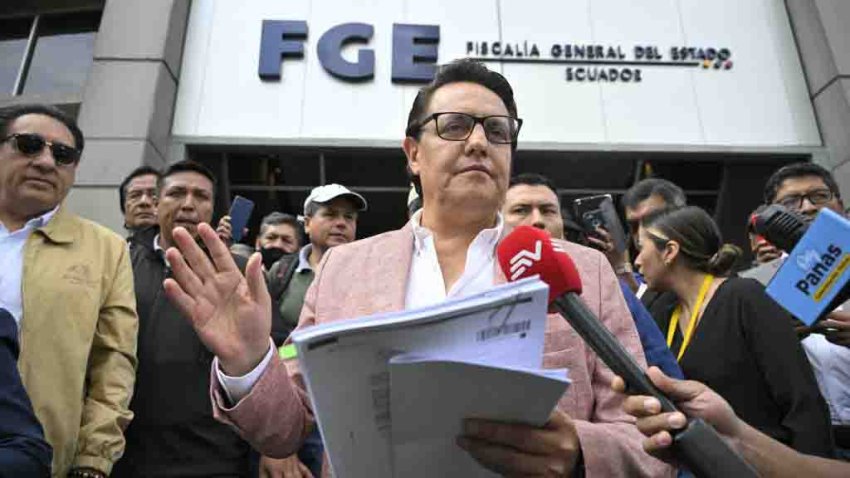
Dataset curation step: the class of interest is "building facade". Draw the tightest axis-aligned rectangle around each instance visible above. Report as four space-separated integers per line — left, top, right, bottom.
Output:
2 0 849 252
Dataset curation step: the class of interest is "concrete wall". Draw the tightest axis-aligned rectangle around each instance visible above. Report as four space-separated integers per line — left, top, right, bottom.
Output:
70 0 191 233
786 0 850 201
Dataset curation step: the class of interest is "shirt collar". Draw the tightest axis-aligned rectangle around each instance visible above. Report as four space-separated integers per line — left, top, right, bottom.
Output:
33 207 58 228
409 209 505 255
153 233 170 267
0 206 58 234
296 244 314 273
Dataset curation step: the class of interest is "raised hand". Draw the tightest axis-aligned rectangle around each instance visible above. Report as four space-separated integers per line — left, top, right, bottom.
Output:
163 223 272 376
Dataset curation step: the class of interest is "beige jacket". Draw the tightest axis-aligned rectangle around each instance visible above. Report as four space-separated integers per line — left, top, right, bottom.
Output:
18 206 138 476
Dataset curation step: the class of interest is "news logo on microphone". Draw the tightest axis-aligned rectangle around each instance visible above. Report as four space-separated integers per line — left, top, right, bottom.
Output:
766 208 850 325
793 244 846 300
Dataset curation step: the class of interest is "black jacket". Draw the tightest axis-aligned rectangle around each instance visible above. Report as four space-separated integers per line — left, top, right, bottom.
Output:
113 227 253 477
649 278 834 457
0 309 51 477
267 253 300 346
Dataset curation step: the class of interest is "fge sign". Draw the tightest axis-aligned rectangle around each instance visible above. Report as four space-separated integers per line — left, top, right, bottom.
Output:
258 20 440 83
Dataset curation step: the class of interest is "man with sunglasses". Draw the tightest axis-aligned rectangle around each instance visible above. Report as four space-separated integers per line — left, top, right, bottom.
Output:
762 162 850 459
0 104 138 477
163 60 669 477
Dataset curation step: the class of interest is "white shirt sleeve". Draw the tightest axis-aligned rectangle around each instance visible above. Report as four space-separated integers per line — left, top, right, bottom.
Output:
214 339 276 404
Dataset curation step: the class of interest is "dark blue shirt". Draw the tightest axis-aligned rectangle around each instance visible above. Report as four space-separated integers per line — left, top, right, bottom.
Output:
619 281 684 379
0 308 52 477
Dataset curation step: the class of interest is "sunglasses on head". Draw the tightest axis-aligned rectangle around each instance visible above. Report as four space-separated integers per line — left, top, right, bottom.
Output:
1 133 81 166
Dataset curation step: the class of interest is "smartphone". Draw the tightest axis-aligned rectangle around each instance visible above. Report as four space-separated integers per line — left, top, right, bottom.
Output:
573 194 628 253
228 195 255 243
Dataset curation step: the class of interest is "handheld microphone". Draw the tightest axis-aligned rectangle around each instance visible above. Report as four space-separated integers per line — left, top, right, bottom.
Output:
751 204 807 253
754 207 850 325
497 226 757 478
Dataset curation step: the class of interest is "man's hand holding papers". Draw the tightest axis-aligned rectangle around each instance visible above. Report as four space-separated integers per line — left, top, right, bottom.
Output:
458 409 582 476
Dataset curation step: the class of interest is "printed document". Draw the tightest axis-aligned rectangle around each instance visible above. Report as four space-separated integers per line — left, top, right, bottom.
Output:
290 278 570 477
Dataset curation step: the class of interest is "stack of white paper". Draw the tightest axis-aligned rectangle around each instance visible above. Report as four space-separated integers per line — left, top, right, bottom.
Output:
290 278 571 477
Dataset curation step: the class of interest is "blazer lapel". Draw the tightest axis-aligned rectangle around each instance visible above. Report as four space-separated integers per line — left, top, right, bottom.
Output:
369 223 415 313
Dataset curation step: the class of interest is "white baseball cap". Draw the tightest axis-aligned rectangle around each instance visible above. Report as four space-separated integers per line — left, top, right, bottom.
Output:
304 184 368 214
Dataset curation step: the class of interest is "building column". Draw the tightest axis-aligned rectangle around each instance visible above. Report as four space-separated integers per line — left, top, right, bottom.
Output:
785 0 850 201
67 0 191 233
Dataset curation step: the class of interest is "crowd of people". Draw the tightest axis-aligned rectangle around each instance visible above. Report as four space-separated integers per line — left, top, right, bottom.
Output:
1 59 849 477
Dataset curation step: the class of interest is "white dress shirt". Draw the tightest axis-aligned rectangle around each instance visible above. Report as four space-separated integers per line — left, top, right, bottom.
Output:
217 211 505 403
405 209 503 308
0 207 58 326
802 322 850 425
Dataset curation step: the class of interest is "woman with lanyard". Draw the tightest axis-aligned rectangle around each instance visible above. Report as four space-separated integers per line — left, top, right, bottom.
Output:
635 206 834 458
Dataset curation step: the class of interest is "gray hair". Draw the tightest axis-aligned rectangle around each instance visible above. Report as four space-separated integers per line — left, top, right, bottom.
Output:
259 212 299 236
623 178 686 210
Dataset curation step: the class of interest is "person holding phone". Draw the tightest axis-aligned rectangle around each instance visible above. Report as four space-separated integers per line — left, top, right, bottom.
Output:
213 195 255 248
593 179 688 302
503 173 682 380
113 161 256 477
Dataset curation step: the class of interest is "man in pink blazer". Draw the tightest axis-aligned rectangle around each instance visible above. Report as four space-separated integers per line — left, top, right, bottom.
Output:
163 59 672 477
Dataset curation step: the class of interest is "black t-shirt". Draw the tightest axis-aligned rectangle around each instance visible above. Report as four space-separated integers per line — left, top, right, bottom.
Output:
650 278 834 457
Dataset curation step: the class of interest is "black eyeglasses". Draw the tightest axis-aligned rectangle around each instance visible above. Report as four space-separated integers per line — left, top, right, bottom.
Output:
1 133 81 166
775 189 834 210
407 112 522 144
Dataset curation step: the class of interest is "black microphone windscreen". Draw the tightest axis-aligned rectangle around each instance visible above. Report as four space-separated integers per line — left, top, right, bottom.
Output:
752 204 807 253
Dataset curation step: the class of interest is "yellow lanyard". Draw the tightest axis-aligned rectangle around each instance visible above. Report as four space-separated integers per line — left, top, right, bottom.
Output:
667 274 714 362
